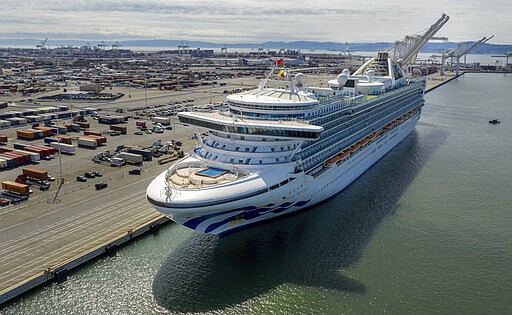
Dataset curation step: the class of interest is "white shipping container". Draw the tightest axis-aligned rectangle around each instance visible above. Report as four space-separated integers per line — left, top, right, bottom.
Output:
49 142 76 153
12 149 40 161
120 152 143 164
153 116 171 125
77 137 97 148
0 157 7 169
0 120 11 127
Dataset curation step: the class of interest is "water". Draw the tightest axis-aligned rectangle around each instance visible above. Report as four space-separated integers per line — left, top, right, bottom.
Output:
2 73 512 314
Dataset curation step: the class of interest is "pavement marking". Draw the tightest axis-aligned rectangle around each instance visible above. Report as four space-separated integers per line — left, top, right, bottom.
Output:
0 175 154 234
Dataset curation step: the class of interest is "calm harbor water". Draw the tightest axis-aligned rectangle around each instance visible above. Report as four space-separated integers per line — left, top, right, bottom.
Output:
2 73 511 314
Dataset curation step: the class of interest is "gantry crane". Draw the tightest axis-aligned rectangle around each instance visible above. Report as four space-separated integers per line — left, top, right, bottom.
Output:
36 38 48 50
388 14 450 67
491 51 512 67
440 35 494 75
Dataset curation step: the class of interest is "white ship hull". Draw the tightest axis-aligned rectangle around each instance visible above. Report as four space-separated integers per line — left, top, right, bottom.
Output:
148 112 420 235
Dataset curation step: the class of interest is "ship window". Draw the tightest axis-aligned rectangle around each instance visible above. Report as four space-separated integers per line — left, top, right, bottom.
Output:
245 147 250 152
239 159 243 164
230 158 234 163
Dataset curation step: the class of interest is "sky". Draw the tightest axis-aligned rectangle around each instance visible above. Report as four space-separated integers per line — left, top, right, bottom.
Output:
0 0 511 44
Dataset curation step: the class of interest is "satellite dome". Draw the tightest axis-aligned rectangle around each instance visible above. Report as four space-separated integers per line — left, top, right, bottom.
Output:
294 73 305 86
342 69 350 76
336 74 348 86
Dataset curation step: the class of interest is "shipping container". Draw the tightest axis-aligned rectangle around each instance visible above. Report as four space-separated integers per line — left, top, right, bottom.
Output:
84 131 102 137
153 116 171 125
16 130 36 139
0 157 8 169
68 124 81 132
7 117 27 126
49 142 76 154
44 135 72 145
109 125 127 134
33 126 54 137
127 148 152 161
2 181 29 195
98 115 126 125
82 135 106 145
76 122 90 129
77 137 98 148
0 155 14 168
1 152 23 166
6 151 27 165
22 167 48 180
120 152 143 165
0 135 7 143
33 145 56 155
13 149 40 161
135 121 146 128
13 143 27 150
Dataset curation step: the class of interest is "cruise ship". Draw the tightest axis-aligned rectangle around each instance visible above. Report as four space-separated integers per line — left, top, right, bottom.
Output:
146 48 430 235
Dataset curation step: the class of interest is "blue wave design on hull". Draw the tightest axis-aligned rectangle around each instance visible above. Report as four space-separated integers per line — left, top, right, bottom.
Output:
182 199 310 233
204 200 310 233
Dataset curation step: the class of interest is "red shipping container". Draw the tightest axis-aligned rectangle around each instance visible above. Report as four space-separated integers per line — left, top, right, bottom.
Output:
84 131 102 136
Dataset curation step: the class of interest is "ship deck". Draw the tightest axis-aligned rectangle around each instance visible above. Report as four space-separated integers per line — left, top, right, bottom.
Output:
168 165 240 188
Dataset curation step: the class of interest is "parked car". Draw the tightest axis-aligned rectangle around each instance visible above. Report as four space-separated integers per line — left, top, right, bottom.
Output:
47 176 56 182
95 182 108 190
77 176 87 182
92 171 103 177
84 172 96 178
0 199 10 207
128 168 141 175
134 131 143 135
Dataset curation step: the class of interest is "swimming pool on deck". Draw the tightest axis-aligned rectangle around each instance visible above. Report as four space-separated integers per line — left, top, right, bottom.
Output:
195 167 228 178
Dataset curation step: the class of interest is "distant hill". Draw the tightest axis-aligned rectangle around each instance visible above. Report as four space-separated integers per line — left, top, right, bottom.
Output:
1 39 511 54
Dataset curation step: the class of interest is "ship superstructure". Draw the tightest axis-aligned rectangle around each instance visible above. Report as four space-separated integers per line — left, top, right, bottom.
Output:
147 16 449 235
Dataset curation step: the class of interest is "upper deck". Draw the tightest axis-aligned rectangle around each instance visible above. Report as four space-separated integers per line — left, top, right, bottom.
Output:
178 111 324 139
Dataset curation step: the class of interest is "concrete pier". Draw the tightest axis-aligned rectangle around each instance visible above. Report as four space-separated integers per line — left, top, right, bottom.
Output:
426 71 459 93
0 171 170 305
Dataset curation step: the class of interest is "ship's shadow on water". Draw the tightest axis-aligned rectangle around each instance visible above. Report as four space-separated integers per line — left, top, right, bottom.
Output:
153 127 446 313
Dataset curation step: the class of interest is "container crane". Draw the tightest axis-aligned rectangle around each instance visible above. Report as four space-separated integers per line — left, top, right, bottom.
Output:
491 52 512 67
178 41 190 54
441 35 494 75
112 41 121 50
388 14 450 67
36 38 48 50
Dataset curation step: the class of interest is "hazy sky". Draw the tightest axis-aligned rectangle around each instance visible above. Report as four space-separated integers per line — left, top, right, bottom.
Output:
0 0 510 44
